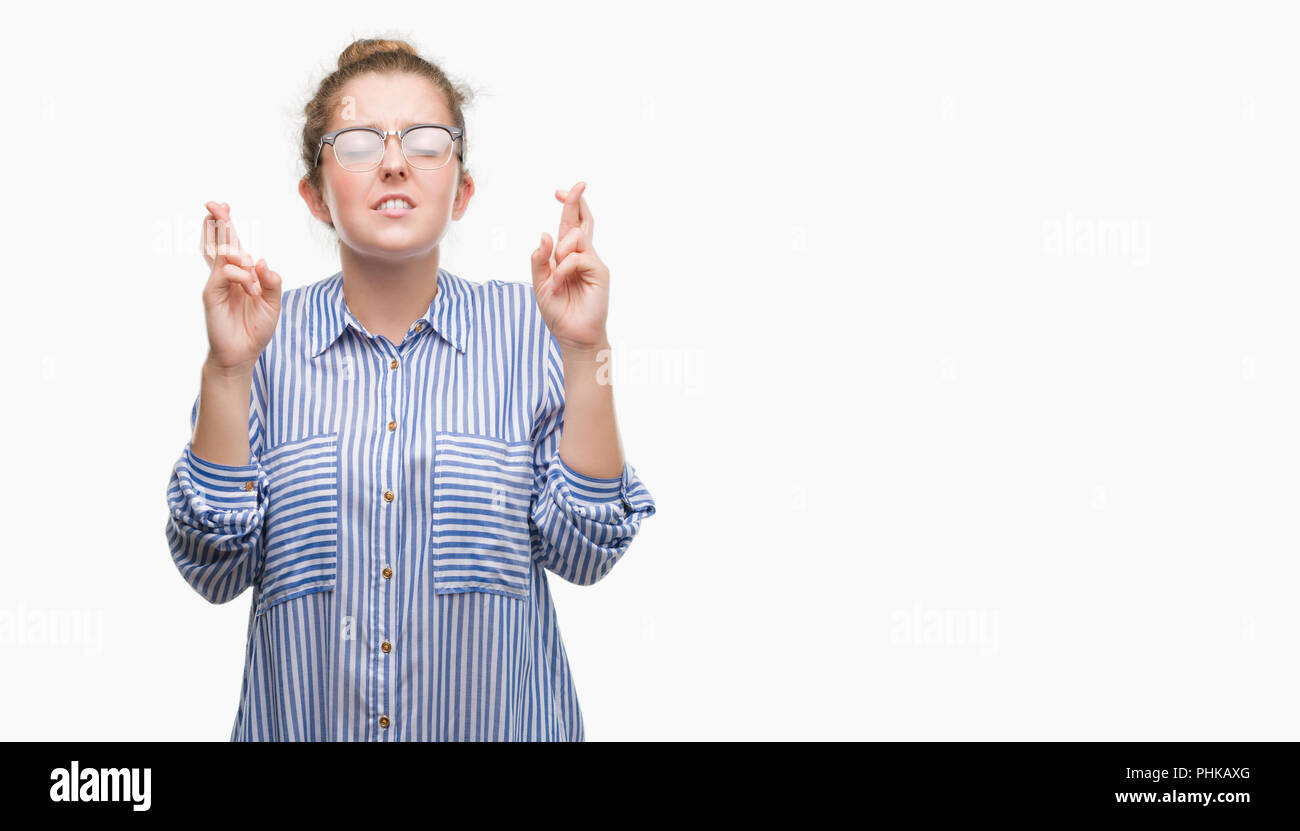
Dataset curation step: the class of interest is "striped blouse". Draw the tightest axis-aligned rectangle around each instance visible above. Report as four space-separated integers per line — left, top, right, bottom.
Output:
164 268 657 741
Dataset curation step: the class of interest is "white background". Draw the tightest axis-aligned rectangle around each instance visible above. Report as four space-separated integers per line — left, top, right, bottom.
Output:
1 0 1297 740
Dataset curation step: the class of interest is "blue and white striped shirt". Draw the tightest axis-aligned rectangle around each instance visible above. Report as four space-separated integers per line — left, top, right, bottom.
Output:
164 268 656 741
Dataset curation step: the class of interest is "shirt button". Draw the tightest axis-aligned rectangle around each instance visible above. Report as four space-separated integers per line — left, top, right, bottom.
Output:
383 566 393 579
390 358 399 369
243 481 255 491
387 420 397 431
416 322 424 331
381 641 392 653
379 715 390 729
384 490 394 502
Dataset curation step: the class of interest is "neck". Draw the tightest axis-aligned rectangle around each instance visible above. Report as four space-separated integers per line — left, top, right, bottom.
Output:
339 244 441 339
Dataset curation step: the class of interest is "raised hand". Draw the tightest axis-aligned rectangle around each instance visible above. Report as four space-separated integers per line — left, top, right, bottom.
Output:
529 182 611 353
199 201 283 374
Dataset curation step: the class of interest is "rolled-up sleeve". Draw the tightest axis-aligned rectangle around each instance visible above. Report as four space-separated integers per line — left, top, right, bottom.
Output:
528 337 657 586
164 383 268 605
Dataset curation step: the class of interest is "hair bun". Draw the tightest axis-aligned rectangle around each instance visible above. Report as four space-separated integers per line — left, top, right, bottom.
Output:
300 35 474 217
337 38 417 70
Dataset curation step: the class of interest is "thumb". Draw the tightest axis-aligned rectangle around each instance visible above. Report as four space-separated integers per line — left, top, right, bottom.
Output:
530 233 554 299
254 259 283 304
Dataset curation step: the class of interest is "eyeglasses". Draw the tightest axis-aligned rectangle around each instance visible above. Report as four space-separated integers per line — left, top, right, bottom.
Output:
314 123 465 172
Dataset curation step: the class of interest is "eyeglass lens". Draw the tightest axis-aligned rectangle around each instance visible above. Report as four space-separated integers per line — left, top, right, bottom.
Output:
333 127 455 171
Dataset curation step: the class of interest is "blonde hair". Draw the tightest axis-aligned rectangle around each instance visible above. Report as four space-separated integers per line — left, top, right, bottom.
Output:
300 36 475 227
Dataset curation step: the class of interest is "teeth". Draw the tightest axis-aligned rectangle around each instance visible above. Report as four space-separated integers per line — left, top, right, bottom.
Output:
377 199 412 211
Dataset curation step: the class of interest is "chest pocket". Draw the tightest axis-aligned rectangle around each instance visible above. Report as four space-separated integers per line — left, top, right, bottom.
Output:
256 433 340 616
430 432 535 600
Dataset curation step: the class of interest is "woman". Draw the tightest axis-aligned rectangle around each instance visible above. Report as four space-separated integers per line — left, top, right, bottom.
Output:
164 37 657 741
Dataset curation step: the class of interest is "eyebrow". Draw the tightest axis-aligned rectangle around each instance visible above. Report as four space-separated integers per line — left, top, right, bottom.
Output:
350 121 441 130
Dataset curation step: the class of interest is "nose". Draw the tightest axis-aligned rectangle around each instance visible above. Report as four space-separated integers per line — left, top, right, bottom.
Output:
378 133 407 177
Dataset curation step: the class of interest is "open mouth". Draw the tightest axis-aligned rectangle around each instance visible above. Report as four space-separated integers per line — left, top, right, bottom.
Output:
372 197 415 217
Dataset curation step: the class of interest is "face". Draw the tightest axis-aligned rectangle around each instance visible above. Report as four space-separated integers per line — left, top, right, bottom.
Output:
299 71 473 259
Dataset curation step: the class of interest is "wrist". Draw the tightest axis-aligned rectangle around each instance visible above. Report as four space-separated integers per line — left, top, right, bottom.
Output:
203 354 255 385
561 341 614 388
558 336 612 364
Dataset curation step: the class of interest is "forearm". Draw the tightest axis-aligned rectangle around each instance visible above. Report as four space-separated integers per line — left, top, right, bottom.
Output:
190 357 254 467
557 337 624 479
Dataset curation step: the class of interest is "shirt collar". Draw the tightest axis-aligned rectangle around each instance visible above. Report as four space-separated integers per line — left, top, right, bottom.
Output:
309 268 469 358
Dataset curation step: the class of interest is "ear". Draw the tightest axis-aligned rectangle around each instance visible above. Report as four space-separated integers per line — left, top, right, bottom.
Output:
451 172 475 221
299 176 333 226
